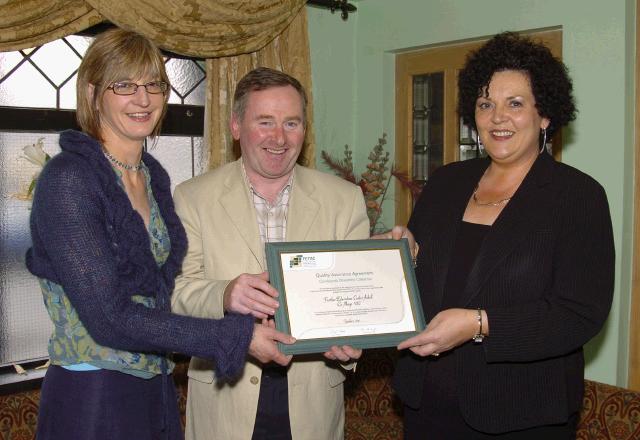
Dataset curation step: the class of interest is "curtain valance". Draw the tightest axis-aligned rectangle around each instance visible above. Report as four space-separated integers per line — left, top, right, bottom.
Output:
0 0 314 168
0 0 305 57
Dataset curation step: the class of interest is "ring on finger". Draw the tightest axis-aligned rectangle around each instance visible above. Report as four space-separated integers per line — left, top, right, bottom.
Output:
432 352 440 357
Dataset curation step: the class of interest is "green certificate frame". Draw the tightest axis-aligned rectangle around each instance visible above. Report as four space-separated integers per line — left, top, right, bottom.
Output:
265 239 425 355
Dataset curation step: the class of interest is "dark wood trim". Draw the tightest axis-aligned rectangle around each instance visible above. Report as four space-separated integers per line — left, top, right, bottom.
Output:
0 107 78 132
0 104 204 136
162 105 204 136
0 376 43 396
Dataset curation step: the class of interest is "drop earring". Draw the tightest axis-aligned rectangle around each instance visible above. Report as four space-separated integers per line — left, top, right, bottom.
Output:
539 127 548 154
476 133 484 156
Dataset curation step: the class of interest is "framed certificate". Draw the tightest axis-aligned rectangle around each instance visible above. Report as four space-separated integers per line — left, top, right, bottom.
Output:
265 239 425 355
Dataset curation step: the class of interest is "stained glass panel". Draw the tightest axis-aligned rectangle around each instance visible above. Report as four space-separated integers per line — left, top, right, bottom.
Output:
150 136 206 193
65 35 93 56
30 39 82 86
0 51 22 79
0 61 56 108
165 59 206 105
60 75 78 109
0 132 61 367
412 72 443 182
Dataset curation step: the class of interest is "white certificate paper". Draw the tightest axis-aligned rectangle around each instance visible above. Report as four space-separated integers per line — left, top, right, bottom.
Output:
280 249 417 340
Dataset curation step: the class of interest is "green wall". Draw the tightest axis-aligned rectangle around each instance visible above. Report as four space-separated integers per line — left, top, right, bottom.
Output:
308 0 636 386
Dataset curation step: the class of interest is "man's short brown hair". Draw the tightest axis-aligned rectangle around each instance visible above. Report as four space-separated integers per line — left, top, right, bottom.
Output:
233 67 308 125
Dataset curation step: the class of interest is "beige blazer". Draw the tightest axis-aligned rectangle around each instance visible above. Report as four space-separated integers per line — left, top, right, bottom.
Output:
172 159 369 440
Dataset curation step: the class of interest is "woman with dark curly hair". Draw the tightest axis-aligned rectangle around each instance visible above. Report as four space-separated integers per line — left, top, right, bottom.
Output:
394 32 614 439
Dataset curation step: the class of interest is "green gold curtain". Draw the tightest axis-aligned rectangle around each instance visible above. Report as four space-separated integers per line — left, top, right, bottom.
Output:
0 0 314 168
206 9 315 168
0 1 103 51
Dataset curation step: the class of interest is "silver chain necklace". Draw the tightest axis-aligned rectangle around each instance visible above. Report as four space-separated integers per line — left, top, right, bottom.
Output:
102 148 143 171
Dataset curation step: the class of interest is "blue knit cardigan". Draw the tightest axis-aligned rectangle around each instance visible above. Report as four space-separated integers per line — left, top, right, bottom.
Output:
26 130 253 380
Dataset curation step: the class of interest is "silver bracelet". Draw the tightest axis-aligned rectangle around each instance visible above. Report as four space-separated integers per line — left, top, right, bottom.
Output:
472 308 485 343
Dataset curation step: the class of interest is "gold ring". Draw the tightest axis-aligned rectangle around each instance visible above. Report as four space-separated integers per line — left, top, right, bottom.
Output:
432 352 440 357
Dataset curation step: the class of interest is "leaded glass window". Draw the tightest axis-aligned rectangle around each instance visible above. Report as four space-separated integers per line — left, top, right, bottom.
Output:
0 31 206 383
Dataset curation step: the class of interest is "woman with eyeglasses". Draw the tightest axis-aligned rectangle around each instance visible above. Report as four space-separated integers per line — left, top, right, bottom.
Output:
27 28 294 440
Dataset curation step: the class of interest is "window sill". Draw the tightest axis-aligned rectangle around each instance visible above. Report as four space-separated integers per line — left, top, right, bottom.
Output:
0 359 47 387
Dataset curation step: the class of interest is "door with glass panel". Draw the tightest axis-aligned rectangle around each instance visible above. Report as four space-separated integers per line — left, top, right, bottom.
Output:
394 30 562 226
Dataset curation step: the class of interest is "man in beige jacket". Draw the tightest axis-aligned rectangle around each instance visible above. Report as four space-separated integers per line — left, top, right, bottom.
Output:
172 67 368 439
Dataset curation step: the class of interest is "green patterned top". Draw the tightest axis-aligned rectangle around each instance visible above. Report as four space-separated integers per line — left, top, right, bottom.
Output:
39 163 174 378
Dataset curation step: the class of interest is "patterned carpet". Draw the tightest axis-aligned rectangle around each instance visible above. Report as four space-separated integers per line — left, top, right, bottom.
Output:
1 350 639 440
344 349 403 440
577 380 640 440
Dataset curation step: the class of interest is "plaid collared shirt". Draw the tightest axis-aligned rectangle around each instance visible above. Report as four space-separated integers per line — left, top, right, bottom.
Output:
241 160 292 244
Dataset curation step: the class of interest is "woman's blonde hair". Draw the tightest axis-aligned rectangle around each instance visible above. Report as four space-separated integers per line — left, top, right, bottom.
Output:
76 28 170 143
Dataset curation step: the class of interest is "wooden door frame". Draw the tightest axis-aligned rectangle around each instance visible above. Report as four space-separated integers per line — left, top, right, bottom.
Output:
628 0 640 390
394 42 474 226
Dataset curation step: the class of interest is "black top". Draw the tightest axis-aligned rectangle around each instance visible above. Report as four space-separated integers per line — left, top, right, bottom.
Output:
393 152 615 434
421 221 489 413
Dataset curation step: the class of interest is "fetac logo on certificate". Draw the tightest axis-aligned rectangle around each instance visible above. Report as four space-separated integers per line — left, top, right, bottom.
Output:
266 240 427 354
286 253 335 271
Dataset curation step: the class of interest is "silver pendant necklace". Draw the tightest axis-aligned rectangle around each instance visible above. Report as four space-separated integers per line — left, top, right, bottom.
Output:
102 148 143 171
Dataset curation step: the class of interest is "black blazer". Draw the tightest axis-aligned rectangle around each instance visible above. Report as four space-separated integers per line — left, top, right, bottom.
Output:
393 152 614 434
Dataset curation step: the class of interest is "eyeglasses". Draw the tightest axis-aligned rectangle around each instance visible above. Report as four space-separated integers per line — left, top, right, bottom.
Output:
107 81 168 96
